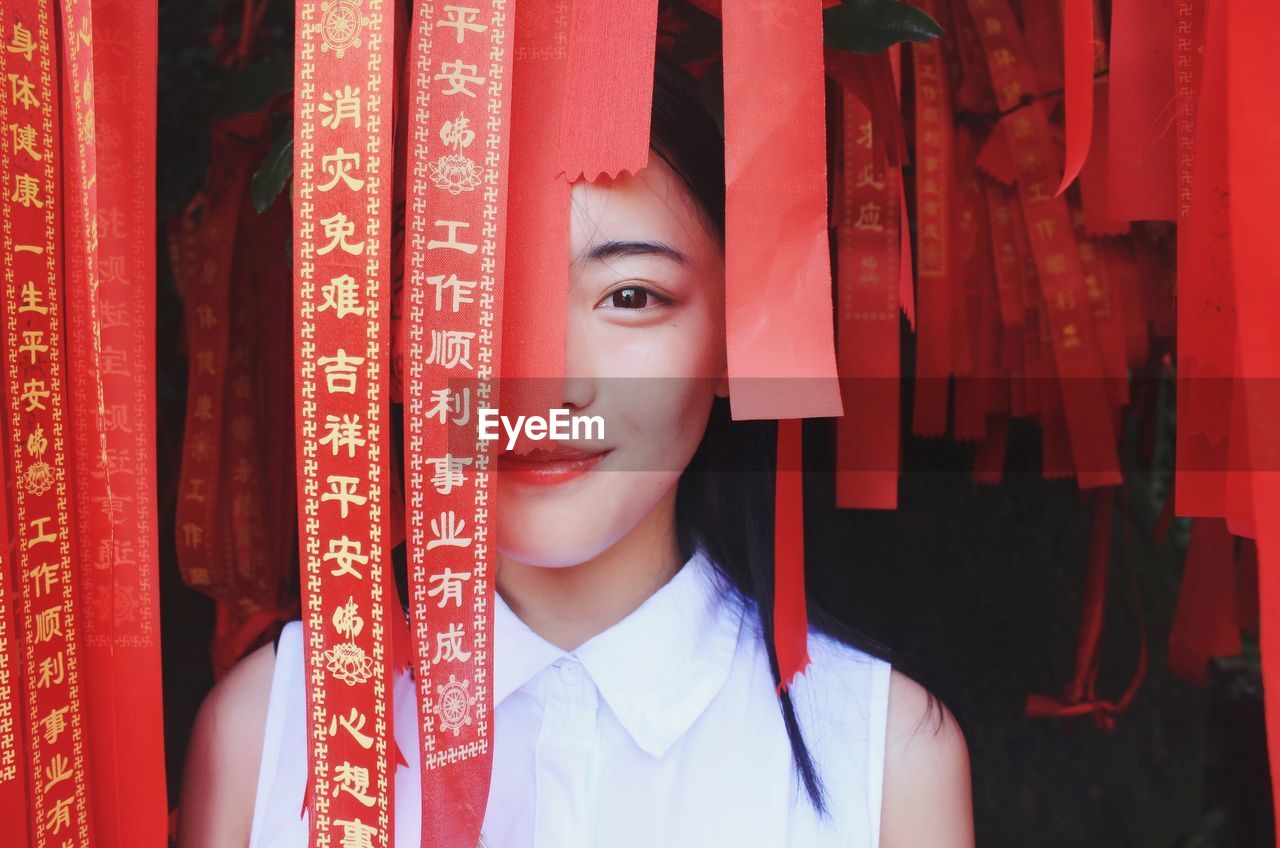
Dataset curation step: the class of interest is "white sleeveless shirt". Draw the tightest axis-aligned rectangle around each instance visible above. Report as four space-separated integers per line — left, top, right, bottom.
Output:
249 547 892 847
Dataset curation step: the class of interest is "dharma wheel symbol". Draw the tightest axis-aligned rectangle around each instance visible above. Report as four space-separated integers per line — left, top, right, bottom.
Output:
433 673 476 736
319 0 367 58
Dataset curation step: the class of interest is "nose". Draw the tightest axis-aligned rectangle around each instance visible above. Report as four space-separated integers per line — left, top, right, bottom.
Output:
560 300 597 413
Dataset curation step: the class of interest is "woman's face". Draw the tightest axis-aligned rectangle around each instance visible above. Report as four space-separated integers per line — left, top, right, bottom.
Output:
494 150 727 567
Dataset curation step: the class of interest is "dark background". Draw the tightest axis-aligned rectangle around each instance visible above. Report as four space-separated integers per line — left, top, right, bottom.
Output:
154 2 1274 846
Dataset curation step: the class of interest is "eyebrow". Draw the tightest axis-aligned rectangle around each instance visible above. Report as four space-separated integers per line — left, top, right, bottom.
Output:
586 239 689 265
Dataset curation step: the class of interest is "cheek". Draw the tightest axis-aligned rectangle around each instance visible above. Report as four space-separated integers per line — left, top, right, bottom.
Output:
494 300 722 567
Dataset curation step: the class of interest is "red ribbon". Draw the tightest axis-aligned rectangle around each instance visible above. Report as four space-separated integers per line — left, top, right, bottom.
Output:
835 88 902 509
967 0 1121 488
293 2 399 843
1055 0 1094 196
720 0 842 422
0 434 30 848
909 0 955 437
773 418 809 691
1107 0 1176 221
1225 0 1280 834
1167 518 1242 685
402 0 516 843
1 1 95 840
501 0 570 431
69 1 170 839
557 0 658 182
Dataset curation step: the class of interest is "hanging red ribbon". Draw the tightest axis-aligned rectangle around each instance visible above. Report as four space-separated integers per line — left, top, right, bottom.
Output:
556 0 658 182
402 0 516 843
1 1 95 840
292 1 398 843
967 0 1122 488
910 0 955 437
0 434 30 848
1107 0 1176 221
1055 0 1094 196
720 0 842 421
835 88 902 510
501 0 571 432
1168 518 1243 685
68 1 170 839
773 418 809 691
1225 0 1280 836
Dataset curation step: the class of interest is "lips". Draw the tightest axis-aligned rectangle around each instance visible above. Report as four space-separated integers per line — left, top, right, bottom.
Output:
496 445 610 487
503 444 605 462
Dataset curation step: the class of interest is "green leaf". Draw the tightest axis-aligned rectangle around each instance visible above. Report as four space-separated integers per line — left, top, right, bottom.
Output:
251 118 293 214
823 0 944 54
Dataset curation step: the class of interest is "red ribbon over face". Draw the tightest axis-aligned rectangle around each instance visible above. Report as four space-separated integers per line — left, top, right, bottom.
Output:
293 2 398 844
402 0 515 844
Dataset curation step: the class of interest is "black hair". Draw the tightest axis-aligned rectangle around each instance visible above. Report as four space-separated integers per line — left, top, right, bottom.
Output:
650 55 946 817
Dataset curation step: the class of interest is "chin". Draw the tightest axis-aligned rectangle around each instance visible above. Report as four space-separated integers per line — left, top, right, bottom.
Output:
495 469 678 568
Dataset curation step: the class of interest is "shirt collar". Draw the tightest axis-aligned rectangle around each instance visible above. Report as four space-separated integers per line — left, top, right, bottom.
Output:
493 546 745 758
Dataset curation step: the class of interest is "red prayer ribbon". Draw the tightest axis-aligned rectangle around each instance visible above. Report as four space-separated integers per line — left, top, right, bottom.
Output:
835 89 901 509
1 1 95 840
1055 0 1094 196
403 1 515 844
720 0 842 421
72 1 169 839
909 0 955 438
501 0 570 431
556 0 658 182
293 2 398 843
1225 0 1280 835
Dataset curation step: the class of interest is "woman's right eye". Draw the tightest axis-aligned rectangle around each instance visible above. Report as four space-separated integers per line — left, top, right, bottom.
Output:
597 284 672 310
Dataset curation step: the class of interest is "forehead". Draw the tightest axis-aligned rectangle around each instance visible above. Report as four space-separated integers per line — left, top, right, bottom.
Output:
568 151 717 261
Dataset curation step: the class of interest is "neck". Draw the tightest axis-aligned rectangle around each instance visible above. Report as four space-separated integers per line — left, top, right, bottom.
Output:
495 491 685 652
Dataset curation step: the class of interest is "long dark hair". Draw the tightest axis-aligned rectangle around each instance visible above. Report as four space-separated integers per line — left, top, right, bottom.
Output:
651 55 944 816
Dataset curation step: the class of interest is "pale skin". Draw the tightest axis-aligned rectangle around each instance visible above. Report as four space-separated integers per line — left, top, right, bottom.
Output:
178 151 974 847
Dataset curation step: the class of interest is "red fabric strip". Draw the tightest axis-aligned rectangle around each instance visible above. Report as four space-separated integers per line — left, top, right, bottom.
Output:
1168 518 1242 685
968 0 1122 487
1056 0 1094 196
1175 0 1235 519
1107 0 1176 221
1077 79 1130 237
70 1 170 839
1225 0 1280 833
910 0 954 437
774 418 809 691
293 2 399 843
556 0 658 182
0 421 31 848
404 2 516 843
502 0 570 431
1 1 95 840
835 90 901 510
721 0 842 420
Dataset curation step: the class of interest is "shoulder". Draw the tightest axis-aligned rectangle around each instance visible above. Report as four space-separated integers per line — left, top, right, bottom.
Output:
177 634 280 846
879 668 974 847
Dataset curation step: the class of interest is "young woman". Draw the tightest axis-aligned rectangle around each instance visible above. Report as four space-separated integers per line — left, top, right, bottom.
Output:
179 57 974 847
